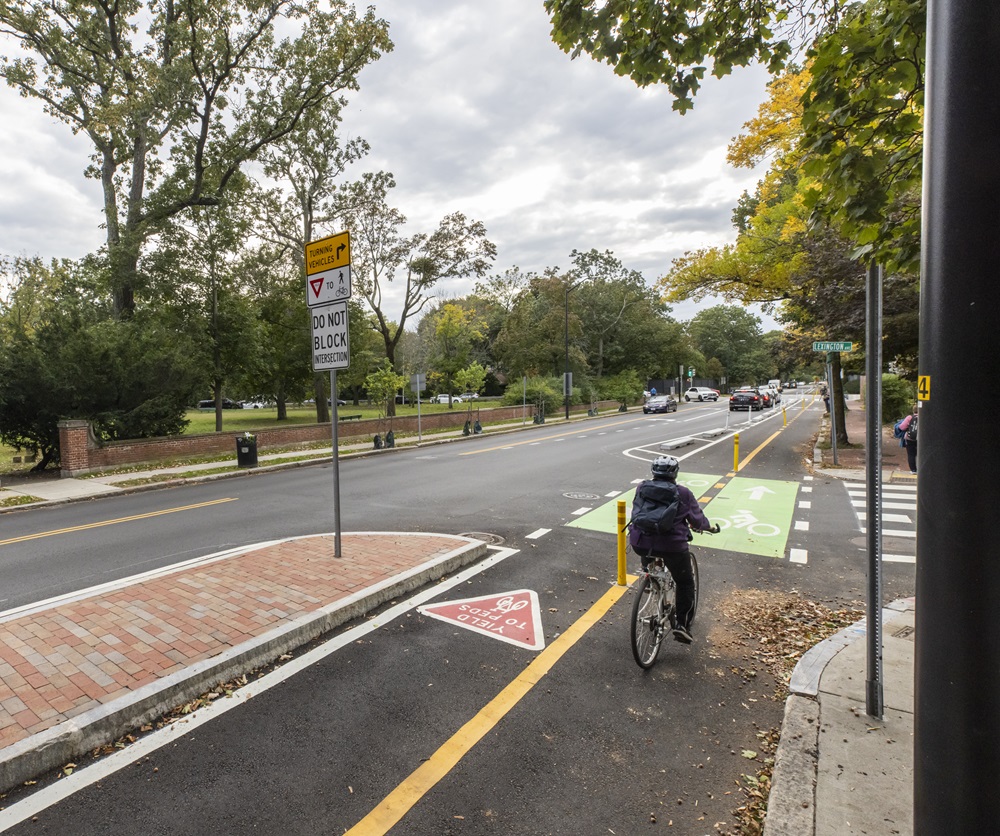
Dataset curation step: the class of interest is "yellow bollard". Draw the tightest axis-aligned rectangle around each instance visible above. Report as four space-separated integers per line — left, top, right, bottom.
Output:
733 432 740 472
783 407 787 426
617 499 627 585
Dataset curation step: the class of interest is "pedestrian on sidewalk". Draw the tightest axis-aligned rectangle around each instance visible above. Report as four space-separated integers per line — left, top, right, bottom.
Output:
897 404 919 473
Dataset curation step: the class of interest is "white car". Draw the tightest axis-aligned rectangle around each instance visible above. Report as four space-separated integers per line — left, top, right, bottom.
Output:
684 387 719 402
459 392 479 400
435 394 463 404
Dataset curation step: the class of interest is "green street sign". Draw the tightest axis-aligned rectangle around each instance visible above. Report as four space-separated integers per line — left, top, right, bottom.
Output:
813 341 853 352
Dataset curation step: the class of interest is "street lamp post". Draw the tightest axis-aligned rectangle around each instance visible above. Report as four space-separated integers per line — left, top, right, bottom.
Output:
564 281 580 421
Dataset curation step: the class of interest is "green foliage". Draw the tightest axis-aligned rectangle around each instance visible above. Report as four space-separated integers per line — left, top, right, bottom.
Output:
0 0 392 317
500 376 564 415
880 374 916 423
598 370 643 406
801 0 925 273
454 362 487 396
544 0 808 112
363 361 407 418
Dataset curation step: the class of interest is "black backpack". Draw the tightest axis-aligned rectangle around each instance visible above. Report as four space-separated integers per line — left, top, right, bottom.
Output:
630 480 680 536
905 414 918 442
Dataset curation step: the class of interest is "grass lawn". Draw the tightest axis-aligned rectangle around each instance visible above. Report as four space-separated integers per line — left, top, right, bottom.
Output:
182 401 487 434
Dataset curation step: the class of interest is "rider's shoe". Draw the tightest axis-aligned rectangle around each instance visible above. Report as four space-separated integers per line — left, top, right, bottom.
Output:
672 625 693 644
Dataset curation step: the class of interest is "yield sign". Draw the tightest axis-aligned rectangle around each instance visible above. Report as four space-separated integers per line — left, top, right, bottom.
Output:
418 589 545 651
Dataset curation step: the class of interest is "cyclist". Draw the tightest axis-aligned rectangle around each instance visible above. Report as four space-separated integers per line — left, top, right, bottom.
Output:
629 455 719 644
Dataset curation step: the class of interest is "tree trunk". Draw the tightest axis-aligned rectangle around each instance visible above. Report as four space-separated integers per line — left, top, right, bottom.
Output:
832 352 849 445
313 373 329 423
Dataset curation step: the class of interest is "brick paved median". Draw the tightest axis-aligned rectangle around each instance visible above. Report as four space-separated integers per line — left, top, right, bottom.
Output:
0 533 480 760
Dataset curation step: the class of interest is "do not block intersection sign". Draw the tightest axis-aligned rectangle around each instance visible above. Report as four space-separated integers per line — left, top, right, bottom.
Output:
418 590 545 650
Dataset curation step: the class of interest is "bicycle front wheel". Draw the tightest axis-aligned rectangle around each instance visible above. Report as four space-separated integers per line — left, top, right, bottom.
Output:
631 574 668 669
689 553 700 625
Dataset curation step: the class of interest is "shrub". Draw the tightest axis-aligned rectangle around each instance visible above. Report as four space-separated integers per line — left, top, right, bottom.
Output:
881 374 916 422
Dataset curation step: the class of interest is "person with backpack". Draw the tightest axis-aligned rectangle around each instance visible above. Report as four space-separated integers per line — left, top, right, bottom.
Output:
628 455 720 644
897 404 919 473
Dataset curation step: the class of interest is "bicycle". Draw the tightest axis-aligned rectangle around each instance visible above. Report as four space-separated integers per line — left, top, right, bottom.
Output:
629 527 717 669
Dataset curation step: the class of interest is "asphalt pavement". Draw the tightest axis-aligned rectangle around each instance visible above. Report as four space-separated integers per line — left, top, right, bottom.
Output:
0 402 916 834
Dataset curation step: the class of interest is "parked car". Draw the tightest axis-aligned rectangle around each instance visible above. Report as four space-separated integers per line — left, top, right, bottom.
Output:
459 392 480 400
643 395 678 414
435 394 463 404
729 389 763 411
242 400 271 409
684 387 719 402
327 398 348 406
198 398 240 410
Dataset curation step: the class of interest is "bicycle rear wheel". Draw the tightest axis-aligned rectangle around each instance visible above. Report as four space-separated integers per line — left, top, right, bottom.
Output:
689 553 700 625
631 574 669 669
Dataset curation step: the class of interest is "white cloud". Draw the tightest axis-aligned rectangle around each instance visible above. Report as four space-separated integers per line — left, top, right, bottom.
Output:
0 0 777 328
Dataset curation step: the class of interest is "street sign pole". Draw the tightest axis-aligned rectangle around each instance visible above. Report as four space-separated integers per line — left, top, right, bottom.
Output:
864 263 884 719
330 369 342 558
826 356 838 466
306 231 352 560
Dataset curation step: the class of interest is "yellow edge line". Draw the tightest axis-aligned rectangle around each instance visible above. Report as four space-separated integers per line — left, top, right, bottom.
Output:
459 417 645 455
0 498 239 546
345 582 631 835
734 399 811 471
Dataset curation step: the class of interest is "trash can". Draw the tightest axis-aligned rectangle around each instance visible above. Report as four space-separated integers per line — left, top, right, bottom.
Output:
236 434 258 467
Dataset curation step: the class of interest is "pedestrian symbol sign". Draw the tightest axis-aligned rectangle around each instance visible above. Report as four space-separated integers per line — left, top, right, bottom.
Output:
418 590 545 650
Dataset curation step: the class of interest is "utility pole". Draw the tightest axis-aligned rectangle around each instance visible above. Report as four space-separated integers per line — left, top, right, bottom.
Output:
915 3 1000 832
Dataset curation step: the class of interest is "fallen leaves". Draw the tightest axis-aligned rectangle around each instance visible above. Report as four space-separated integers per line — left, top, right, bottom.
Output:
716 589 863 835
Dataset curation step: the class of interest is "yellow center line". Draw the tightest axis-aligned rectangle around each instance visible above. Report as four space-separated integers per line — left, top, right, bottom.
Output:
459 417 644 455
344 582 630 835
0 498 239 546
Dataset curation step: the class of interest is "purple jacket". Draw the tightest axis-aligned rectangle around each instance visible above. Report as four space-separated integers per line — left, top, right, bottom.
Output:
629 479 712 553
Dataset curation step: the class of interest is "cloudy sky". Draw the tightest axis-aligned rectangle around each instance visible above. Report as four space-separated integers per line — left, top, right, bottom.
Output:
0 0 774 326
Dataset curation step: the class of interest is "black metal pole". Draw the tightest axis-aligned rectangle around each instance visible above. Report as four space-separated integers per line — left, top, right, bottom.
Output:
864 263 883 719
564 284 570 421
915 3 1000 832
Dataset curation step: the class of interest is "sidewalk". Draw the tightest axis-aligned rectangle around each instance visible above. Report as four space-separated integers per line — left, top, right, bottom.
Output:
766 398 915 835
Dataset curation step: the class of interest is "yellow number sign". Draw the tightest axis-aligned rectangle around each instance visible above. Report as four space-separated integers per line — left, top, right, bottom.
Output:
917 375 931 401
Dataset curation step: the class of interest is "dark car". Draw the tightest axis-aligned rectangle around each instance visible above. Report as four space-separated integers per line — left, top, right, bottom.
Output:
198 398 240 410
729 389 763 411
643 395 678 414
757 387 775 408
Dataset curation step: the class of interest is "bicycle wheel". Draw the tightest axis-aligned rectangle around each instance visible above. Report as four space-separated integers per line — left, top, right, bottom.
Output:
689 553 700 625
631 574 669 669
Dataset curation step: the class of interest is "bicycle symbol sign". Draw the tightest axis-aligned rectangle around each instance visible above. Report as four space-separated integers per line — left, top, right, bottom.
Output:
717 510 781 537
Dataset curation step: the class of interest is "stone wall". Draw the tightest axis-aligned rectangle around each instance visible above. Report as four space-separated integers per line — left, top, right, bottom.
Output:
57 401 622 477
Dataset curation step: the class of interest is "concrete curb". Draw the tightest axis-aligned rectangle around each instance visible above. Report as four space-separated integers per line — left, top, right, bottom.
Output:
0 536 488 793
763 598 913 836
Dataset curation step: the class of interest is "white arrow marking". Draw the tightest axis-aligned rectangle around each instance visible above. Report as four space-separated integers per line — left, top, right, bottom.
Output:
743 486 776 501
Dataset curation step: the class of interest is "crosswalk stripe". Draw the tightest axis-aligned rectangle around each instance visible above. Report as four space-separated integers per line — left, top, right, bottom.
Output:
857 512 912 523
852 500 915 511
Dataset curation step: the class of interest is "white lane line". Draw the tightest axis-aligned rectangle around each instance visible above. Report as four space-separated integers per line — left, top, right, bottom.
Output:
790 549 808 564
852 501 915 511
860 528 916 538
605 491 622 497
794 520 809 531
803 475 814 481
857 512 912 523
885 554 916 564
798 500 812 509
800 486 813 493
572 507 591 516
525 528 550 539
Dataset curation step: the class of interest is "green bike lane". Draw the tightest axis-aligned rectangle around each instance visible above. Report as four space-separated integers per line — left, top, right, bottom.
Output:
568 471 800 559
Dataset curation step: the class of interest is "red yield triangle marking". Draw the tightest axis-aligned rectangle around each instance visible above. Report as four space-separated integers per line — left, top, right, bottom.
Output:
309 276 324 298
418 589 545 650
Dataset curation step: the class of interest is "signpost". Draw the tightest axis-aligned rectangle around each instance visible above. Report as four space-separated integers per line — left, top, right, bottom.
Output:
306 231 352 558
813 340 852 466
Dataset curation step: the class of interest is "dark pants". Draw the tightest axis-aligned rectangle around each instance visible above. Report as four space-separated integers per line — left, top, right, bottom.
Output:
637 548 696 630
905 439 917 473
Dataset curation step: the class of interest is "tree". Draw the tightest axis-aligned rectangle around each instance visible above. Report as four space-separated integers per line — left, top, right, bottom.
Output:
342 173 496 413
454 362 487 397
545 0 841 112
426 304 484 405
257 101 373 422
686 305 771 387
0 0 391 318
0 258 201 468
545 0 926 270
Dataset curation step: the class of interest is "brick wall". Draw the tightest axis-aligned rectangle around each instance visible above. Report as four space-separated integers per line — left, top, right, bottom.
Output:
57 402 622 477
